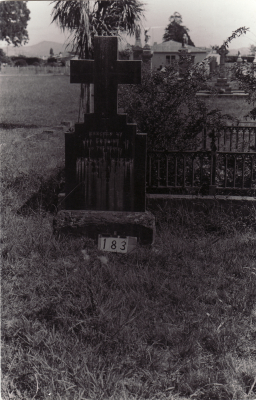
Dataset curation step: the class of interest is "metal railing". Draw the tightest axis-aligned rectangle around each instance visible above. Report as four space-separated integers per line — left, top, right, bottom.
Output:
147 150 256 195
146 124 256 195
201 126 256 152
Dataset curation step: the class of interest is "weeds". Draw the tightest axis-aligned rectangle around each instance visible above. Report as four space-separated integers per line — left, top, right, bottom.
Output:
2 213 256 399
1 83 256 399
2 161 256 400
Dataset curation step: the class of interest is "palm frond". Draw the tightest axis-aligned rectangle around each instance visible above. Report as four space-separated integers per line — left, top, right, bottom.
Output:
51 0 145 57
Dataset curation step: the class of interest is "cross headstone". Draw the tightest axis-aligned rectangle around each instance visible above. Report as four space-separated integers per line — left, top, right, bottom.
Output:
215 45 232 93
217 45 229 79
178 44 189 77
70 36 141 117
55 36 155 244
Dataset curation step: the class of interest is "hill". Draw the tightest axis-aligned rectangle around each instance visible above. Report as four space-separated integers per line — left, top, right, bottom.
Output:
1 41 253 59
1 41 72 57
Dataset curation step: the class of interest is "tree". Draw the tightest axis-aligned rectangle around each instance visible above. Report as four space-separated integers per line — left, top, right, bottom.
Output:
223 27 256 118
232 62 256 119
0 49 11 64
119 27 252 153
0 1 30 46
51 0 145 58
51 0 145 117
163 12 195 46
119 61 235 151
50 48 54 56
119 28 250 150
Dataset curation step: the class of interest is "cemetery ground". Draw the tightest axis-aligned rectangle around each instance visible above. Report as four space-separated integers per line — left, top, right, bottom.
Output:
1 74 256 400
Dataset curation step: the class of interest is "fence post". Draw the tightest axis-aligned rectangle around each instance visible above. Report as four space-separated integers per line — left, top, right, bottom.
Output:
202 124 207 150
209 130 217 195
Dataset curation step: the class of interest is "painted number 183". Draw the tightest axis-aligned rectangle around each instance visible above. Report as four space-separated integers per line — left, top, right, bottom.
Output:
101 238 127 253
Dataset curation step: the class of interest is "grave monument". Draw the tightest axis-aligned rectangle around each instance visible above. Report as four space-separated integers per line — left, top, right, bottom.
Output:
215 44 232 93
197 46 248 98
178 33 191 77
142 29 153 67
54 36 155 245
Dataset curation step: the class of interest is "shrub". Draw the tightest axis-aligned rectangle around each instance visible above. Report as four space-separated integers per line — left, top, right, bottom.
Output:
119 62 236 151
231 62 256 120
13 58 27 67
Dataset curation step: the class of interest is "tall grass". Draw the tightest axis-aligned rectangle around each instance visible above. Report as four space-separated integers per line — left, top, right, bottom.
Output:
0 127 65 212
1 129 256 399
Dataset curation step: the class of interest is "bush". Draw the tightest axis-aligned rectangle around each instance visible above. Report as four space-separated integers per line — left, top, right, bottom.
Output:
0 49 11 65
11 56 43 66
47 56 57 64
231 62 256 119
13 59 27 67
119 62 236 151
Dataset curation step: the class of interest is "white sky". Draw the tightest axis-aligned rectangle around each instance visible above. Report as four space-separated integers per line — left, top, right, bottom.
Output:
144 0 256 49
2 0 256 50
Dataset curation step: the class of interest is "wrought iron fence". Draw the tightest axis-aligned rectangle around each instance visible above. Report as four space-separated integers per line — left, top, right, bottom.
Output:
200 125 256 152
147 150 256 196
146 124 256 195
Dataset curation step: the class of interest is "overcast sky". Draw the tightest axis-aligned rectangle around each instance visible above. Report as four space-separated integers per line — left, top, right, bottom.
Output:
2 0 256 50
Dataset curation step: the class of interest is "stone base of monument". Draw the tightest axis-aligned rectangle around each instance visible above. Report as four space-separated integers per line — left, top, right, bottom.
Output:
215 78 232 93
53 209 156 245
215 77 230 86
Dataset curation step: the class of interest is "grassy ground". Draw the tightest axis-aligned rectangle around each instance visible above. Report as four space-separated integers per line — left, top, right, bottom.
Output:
205 96 253 122
0 73 253 130
1 74 256 400
1 132 256 399
0 75 80 127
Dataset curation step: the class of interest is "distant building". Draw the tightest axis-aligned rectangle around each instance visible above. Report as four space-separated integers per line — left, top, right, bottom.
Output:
151 40 209 70
122 38 210 72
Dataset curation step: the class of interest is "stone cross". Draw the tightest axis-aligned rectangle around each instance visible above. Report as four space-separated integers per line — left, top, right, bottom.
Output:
70 36 141 117
55 36 156 244
217 45 229 78
65 36 146 213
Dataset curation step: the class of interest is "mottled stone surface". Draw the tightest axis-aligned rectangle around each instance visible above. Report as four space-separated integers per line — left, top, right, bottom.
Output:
53 210 156 245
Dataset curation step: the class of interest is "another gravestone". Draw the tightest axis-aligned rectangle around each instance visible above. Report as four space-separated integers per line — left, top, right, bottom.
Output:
215 45 232 93
54 36 155 245
178 33 191 77
209 56 217 74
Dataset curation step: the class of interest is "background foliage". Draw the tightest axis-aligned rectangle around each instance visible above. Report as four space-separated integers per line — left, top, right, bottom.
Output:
51 0 145 58
163 12 195 46
0 1 30 46
119 62 236 150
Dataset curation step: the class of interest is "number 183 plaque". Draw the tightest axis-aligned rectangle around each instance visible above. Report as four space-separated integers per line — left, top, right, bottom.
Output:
98 235 137 254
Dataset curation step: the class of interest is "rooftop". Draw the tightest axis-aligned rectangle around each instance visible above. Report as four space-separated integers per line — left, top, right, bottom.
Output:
152 40 209 53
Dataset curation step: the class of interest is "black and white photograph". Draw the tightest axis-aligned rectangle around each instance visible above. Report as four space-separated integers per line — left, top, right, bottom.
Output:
1 0 256 399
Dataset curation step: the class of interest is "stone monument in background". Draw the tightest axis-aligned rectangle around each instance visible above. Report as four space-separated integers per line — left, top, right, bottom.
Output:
215 45 232 93
178 33 190 77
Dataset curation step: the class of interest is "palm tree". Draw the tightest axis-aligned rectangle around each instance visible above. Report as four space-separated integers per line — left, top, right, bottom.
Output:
51 0 144 117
